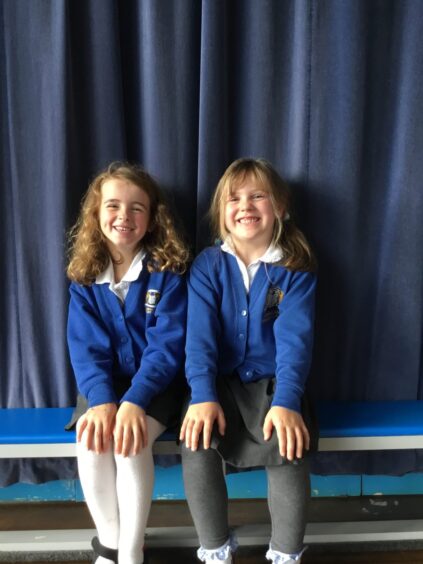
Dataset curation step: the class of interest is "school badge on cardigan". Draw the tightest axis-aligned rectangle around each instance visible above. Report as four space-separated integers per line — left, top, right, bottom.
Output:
262 286 284 322
145 289 161 313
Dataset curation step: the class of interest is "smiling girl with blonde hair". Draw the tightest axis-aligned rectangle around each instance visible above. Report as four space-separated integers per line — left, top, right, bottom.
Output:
181 157 317 564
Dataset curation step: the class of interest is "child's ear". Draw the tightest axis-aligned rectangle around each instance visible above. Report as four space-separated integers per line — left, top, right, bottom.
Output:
274 206 284 219
276 206 290 221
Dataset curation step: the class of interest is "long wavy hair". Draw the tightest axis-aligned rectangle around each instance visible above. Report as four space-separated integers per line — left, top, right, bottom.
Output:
209 158 316 272
67 162 190 285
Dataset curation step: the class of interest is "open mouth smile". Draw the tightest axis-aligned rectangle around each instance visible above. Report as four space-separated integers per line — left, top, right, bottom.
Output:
237 217 260 224
113 226 133 232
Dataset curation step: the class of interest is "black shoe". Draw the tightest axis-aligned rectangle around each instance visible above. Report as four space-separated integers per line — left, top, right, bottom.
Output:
91 536 118 563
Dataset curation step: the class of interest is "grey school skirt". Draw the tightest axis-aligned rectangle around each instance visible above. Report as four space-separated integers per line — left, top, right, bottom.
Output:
66 373 187 431
186 372 318 469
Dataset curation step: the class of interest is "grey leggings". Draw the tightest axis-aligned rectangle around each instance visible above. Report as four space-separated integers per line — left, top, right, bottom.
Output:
181 446 310 554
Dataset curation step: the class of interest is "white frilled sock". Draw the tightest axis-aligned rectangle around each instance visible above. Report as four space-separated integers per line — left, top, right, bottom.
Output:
197 537 236 563
116 416 165 564
265 545 306 563
77 416 165 564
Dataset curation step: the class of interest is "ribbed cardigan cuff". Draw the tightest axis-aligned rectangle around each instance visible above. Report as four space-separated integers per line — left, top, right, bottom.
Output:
271 386 302 413
87 383 117 407
121 383 156 410
189 375 218 404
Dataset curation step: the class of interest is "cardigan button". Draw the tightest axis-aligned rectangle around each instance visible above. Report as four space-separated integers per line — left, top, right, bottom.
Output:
241 309 247 316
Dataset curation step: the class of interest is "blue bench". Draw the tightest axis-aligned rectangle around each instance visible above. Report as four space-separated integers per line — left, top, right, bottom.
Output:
317 400 423 451
1 401 423 553
1 401 423 459
0 407 178 458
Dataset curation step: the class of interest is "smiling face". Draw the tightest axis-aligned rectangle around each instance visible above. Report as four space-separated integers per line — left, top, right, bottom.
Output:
99 178 151 261
223 176 282 259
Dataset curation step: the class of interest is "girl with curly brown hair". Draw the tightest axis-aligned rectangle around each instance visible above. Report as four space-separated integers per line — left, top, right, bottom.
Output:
67 162 189 564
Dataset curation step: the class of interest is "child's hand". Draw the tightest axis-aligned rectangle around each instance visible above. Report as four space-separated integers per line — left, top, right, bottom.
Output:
263 406 310 461
113 401 148 457
180 402 226 451
76 402 117 454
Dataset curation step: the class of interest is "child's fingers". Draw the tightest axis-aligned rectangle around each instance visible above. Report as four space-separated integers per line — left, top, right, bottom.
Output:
132 425 141 455
113 424 123 455
276 425 287 458
79 403 117 453
216 409 226 437
303 425 310 451
121 425 139 457
130 423 146 456
182 413 204 450
295 427 304 459
82 425 95 451
181 403 223 451
121 426 131 457
296 424 311 458
139 416 148 451
102 421 113 452
112 402 147 456
190 420 204 451
94 424 104 454
179 416 188 441
202 420 213 449
129 416 148 455
76 416 88 444
262 414 273 441
180 411 198 446
114 424 135 456
78 418 100 451
286 427 297 461
183 417 195 449
87 427 96 451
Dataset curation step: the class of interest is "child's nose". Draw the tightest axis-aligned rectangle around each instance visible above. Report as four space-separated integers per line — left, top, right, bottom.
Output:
118 208 129 220
240 198 252 210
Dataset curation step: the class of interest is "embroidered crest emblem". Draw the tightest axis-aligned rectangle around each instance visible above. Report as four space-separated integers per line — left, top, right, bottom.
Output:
262 286 284 322
145 289 161 313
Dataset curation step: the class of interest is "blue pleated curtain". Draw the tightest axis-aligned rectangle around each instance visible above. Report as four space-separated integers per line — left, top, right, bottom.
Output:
0 0 422 484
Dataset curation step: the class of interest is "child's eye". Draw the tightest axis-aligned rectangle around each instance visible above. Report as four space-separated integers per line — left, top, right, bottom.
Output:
228 196 239 203
252 193 265 200
106 204 119 209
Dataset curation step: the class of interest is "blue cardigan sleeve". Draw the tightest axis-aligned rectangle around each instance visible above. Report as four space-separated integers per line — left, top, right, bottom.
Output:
185 251 221 404
67 283 117 407
121 273 187 409
272 270 316 412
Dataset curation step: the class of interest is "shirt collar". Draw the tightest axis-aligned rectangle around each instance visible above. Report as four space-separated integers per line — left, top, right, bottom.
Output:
96 250 146 285
221 237 283 265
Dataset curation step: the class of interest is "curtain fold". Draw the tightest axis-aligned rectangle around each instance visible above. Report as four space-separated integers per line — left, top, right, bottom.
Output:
1 0 422 484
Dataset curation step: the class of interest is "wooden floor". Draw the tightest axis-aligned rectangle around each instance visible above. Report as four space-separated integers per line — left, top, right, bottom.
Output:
2 498 423 563
145 547 423 563
21 549 423 563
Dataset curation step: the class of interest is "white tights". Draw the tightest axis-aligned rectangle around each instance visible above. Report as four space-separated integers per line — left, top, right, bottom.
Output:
77 415 165 564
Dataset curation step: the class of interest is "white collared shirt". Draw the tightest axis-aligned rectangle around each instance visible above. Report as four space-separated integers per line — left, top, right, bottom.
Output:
221 238 283 292
96 250 146 302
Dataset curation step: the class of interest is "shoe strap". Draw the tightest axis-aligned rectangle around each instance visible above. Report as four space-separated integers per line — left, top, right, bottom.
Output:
92 536 118 562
